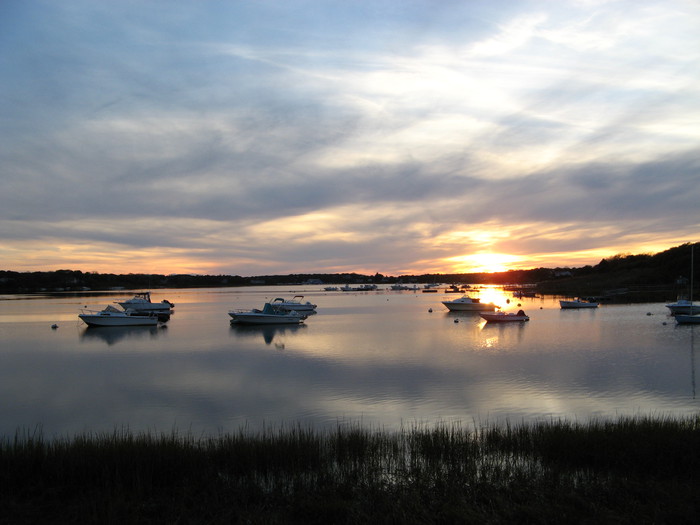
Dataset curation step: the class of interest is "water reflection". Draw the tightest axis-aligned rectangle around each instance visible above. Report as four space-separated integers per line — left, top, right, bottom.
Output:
80 325 163 346
230 323 307 346
443 310 483 320
672 324 698 399
689 326 697 399
2 287 700 436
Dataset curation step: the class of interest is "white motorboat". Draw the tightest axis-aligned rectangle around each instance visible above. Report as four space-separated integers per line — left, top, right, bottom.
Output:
480 310 529 323
118 292 174 313
229 303 306 325
559 299 599 309
270 295 317 312
666 299 700 315
442 295 498 312
79 305 159 327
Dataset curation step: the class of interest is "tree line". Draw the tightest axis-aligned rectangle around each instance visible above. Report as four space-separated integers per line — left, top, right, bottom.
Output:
1 242 697 296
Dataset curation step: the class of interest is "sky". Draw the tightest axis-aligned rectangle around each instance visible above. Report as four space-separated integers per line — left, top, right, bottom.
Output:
1 0 699 277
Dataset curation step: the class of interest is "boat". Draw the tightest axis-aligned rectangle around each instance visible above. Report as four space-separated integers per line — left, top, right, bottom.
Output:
270 295 317 312
79 305 159 327
480 310 529 323
341 284 378 292
513 291 538 298
117 292 174 313
323 286 339 291
676 245 700 324
229 303 307 325
666 299 700 315
559 299 599 309
442 295 498 312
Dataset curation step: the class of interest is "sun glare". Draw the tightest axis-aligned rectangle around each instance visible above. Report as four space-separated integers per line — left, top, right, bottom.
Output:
445 253 523 273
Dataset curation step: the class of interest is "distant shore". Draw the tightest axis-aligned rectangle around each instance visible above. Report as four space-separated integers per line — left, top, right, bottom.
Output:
2 242 697 300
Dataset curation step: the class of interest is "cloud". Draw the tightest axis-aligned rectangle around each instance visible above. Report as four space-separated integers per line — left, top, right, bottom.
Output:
1 0 699 275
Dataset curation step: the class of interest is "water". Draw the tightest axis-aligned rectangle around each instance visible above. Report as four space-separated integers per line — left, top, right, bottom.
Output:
1 286 697 436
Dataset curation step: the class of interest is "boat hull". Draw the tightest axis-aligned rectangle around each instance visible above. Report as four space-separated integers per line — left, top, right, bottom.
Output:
675 314 700 324
666 304 700 315
480 313 529 323
117 302 173 312
79 314 158 327
559 300 599 309
229 313 304 325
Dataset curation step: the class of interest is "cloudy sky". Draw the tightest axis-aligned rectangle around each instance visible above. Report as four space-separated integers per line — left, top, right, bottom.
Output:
1 0 698 277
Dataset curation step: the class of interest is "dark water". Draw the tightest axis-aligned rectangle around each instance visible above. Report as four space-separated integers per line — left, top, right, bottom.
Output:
1 286 697 436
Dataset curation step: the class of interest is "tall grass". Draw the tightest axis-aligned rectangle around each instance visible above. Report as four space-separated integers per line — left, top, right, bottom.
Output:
2 416 699 523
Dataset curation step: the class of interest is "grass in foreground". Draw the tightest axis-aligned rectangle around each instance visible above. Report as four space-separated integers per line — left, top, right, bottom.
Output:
2 415 699 524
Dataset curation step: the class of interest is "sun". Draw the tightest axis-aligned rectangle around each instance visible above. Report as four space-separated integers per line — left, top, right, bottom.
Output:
445 252 523 273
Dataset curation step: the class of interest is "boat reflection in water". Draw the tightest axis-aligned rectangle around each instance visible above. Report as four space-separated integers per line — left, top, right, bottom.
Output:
230 323 307 346
80 325 163 346
6 284 700 438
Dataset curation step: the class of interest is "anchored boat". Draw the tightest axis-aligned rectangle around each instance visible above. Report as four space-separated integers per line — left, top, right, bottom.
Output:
79 305 159 327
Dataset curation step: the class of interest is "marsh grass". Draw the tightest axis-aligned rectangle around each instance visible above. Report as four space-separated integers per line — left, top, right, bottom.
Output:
2 416 699 523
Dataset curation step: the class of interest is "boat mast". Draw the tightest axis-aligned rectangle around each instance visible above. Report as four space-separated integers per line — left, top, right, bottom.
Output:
691 244 694 305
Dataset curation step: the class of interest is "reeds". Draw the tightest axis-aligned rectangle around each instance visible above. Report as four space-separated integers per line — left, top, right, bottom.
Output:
2 416 699 523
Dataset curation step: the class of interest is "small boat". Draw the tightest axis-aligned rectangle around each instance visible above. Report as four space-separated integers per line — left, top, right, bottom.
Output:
480 310 529 323
559 299 599 309
442 295 498 312
666 299 700 315
229 303 306 325
118 292 174 313
270 295 317 312
323 286 339 291
444 285 461 293
79 305 159 327
513 291 538 298
341 284 378 292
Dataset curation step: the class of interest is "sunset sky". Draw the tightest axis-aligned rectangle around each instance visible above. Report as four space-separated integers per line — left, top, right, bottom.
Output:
1 0 698 277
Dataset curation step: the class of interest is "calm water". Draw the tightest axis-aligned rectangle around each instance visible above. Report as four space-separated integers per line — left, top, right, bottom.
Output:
1 286 698 437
